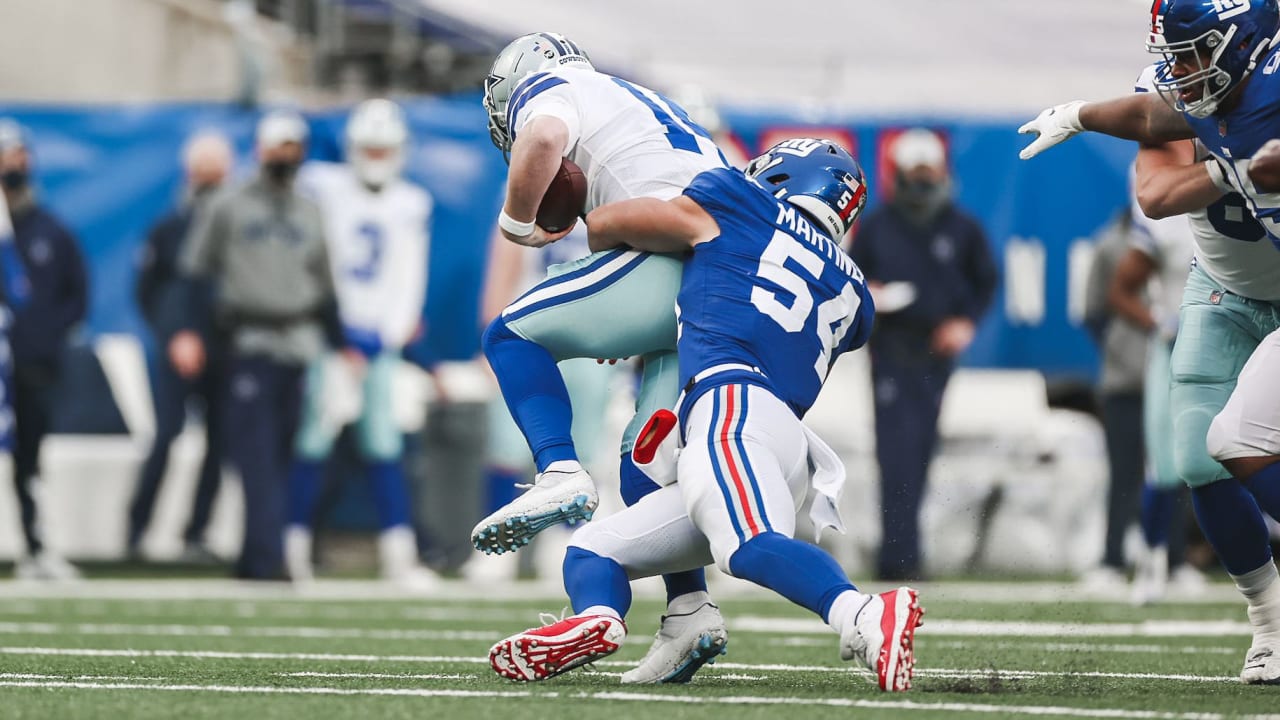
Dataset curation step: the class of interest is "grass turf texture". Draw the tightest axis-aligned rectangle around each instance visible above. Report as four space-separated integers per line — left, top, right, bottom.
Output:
0 580 1274 719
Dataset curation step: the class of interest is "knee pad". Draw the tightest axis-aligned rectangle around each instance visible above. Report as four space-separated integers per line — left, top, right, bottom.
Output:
1174 432 1229 488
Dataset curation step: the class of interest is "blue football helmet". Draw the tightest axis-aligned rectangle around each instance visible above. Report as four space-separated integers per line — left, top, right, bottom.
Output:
745 138 869 239
1147 0 1280 117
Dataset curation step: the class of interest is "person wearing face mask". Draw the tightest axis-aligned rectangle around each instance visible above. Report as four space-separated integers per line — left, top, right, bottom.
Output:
126 131 235 563
847 128 999 582
0 119 88 581
170 111 343 581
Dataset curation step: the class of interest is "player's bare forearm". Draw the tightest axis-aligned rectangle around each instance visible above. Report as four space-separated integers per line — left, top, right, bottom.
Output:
1107 248 1158 332
504 116 570 225
1080 93 1194 144
587 196 717 253
1134 140 1223 218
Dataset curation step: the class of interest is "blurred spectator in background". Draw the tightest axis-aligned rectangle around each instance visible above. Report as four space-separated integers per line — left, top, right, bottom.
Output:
1082 210 1147 589
0 119 88 581
170 111 338 581
1108 189 1198 604
849 128 998 581
284 99 436 587
126 131 233 563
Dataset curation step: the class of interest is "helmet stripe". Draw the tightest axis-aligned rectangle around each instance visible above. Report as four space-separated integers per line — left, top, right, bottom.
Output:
506 76 569 139
539 32 569 56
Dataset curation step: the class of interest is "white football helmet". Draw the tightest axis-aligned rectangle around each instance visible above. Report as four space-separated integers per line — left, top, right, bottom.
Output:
346 98 408 189
483 32 592 155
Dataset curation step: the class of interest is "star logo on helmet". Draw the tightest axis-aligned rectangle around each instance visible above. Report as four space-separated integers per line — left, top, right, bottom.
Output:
484 73 503 94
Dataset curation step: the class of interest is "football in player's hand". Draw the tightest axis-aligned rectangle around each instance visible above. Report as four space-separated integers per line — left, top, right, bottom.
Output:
1250 139 1280 193
536 158 587 233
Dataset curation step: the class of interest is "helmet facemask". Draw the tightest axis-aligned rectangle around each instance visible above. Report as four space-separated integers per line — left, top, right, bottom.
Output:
1148 27 1237 118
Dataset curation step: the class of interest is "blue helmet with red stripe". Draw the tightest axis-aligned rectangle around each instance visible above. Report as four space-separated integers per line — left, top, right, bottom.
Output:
483 32 592 154
745 139 868 239
1148 0 1280 117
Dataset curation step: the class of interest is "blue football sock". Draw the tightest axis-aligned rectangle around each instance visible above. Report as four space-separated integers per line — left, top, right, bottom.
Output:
485 466 525 514
482 316 577 472
1243 462 1280 522
1140 483 1176 548
1192 479 1272 576
618 451 661 507
564 546 632 616
728 531 856 620
287 460 323 527
368 461 411 529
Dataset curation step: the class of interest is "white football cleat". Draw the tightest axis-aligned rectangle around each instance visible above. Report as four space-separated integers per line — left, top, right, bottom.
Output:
621 599 728 684
14 551 81 582
840 587 924 692
1241 640 1280 684
283 525 314 584
490 613 626 682
378 525 438 591
1130 544 1168 607
471 469 598 555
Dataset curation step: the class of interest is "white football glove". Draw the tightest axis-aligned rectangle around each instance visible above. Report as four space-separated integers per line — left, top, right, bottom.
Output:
1018 101 1087 160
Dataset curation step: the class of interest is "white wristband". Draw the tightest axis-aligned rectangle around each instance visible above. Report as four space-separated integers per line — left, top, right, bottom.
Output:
498 209 536 238
1205 158 1235 194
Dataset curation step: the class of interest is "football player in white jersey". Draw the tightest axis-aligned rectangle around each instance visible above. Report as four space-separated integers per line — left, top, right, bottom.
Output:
1104 62 1280 679
472 32 731 684
285 98 435 587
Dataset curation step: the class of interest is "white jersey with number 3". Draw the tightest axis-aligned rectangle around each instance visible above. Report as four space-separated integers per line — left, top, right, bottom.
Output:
507 66 726 212
299 162 431 350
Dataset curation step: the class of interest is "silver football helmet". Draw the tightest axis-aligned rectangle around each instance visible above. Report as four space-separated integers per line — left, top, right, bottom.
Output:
346 98 408 189
483 32 592 155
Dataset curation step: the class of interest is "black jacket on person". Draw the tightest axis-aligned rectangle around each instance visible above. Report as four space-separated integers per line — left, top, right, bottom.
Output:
136 204 215 344
848 202 999 364
8 202 87 368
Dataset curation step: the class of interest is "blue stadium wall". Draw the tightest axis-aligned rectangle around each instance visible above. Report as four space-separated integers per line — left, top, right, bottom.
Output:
0 96 1137 381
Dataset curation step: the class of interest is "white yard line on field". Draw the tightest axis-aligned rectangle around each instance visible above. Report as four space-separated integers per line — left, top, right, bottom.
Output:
0 621 498 642
735 617 1253 637
0 579 1247 605
280 672 471 680
0 646 1243 684
0 679 1268 719
0 617 1255 643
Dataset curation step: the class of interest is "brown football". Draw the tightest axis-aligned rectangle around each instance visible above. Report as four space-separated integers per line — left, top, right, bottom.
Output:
536 158 588 233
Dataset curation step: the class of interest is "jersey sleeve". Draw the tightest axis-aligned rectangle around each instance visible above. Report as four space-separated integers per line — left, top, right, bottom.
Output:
507 73 582 153
682 168 761 238
1134 64 1160 94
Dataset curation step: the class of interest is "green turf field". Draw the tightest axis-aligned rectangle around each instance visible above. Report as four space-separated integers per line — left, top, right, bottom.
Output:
0 578 1275 719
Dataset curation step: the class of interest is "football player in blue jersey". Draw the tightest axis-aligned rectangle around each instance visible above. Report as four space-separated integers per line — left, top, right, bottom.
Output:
488 139 925 692
1019 0 1280 683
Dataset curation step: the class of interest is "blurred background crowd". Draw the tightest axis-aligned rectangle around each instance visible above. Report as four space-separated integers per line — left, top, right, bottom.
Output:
0 0 1211 602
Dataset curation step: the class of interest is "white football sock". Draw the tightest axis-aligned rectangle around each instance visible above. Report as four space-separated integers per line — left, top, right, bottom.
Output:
544 460 583 475
579 605 623 621
1233 561 1280 639
826 589 869 635
667 590 712 615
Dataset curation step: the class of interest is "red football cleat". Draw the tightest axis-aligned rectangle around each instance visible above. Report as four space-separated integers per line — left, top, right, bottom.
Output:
490 613 627 682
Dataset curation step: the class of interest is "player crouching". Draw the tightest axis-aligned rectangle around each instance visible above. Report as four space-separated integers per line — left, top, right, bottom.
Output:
489 139 924 691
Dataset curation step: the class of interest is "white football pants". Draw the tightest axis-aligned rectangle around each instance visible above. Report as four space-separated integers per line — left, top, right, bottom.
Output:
1208 326 1280 461
570 382 815 576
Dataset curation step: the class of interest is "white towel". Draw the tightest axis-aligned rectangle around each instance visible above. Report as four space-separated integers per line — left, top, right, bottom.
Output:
803 424 847 542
